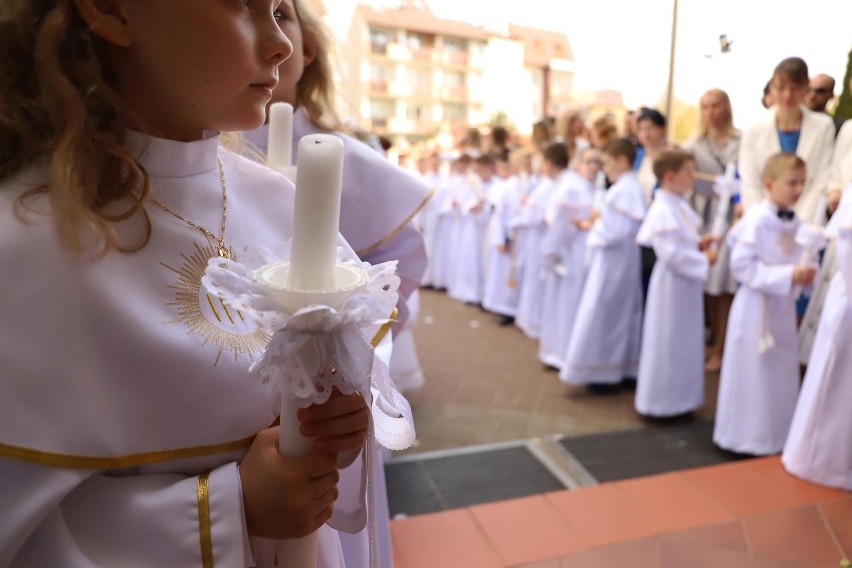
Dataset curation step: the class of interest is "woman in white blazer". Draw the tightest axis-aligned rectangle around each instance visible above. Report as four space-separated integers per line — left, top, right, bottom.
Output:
739 57 835 224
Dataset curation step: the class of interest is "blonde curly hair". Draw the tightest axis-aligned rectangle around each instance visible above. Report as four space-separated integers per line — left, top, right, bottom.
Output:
0 0 149 255
293 0 342 132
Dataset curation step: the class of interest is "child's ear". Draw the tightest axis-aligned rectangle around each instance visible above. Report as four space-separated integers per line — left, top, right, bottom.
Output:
302 35 317 67
74 0 132 47
763 177 773 192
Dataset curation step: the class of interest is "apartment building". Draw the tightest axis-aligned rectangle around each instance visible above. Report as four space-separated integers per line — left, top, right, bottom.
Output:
344 1 574 147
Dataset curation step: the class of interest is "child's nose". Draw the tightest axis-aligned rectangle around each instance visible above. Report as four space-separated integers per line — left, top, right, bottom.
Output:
265 25 293 64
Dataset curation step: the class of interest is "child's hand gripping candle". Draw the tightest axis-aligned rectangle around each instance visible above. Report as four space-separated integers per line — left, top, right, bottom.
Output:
708 162 738 250
290 134 345 291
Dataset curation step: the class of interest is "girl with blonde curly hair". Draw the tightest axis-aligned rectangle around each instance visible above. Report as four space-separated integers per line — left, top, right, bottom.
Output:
0 1 374 565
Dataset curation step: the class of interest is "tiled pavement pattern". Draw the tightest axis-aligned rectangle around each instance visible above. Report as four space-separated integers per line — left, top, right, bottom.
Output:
391 457 852 567
391 290 850 566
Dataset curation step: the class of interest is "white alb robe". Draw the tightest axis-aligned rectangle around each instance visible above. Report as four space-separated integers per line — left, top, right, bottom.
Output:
560 172 646 385
0 133 403 568
783 194 852 489
514 176 557 338
449 178 490 304
416 172 443 287
635 191 709 416
537 171 593 368
713 201 807 455
483 176 523 316
427 176 455 290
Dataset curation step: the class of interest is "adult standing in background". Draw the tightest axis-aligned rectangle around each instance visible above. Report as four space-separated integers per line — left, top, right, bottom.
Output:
739 57 835 224
556 110 591 166
805 73 844 135
635 108 669 205
686 88 741 372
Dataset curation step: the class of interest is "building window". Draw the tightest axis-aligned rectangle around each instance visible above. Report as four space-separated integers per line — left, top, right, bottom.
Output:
406 105 424 120
369 27 391 55
445 71 465 88
445 103 467 122
443 36 467 52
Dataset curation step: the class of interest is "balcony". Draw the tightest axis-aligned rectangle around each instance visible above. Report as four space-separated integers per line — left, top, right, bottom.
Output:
371 117 389 131
411 47 434 63
447 50 469 66
386 42 412 61
370 80 388 94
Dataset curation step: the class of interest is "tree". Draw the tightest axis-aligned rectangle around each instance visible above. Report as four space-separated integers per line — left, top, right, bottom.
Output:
835 46 852 121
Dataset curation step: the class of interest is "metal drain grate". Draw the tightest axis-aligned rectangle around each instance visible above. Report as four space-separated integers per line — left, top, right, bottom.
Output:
385 443 567 517
558 420 747 482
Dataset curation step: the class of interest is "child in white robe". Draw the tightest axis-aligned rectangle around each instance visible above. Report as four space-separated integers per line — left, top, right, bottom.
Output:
714 153 818 455
0 3 379 567
783 188 852 489
515 142 568 339
450 154 493 305
538 148 601 368
245 3 429 564
483 154 523 322
635 150 718 417
561 139 647 389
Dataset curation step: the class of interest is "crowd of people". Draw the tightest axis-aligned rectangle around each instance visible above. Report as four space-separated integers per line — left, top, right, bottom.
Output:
413 56 851 489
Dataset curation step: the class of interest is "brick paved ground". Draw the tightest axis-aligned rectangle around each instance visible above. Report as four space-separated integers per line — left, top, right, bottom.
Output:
400 288 721 455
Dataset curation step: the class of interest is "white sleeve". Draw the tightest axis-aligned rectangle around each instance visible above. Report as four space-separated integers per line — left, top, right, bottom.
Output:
810 120 836 197
360 222 427 332
0 458 251 568
738 126 765 211
650 231 709 282
591 205 641 246
830 122 852 193
729 240 795 297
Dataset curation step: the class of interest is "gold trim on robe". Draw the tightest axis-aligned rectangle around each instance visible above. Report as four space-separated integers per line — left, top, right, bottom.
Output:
0 436 256 469
355 187 435 257
197 472 214 568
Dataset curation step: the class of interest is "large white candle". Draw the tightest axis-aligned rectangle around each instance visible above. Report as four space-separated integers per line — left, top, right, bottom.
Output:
267 102 294 168
290 134 345 290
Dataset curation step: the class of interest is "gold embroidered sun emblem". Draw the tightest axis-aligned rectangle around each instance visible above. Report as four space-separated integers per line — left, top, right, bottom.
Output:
162 242 272 365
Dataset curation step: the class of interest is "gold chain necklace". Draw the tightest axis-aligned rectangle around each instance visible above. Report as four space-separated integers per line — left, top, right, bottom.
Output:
150 157 232 259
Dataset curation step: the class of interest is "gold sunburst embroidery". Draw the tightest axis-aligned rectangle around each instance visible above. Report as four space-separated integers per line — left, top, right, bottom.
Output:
162 242 272 366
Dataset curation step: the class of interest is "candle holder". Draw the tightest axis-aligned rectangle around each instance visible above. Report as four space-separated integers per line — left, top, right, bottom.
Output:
202 243 400 568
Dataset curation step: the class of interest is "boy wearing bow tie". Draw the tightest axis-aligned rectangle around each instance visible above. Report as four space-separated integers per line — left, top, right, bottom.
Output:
714 153 817 455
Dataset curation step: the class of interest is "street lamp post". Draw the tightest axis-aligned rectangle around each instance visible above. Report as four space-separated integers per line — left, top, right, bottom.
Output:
665 0 679 140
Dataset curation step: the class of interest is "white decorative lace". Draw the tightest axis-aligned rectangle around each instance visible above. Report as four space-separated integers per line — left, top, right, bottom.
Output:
202 243 400 407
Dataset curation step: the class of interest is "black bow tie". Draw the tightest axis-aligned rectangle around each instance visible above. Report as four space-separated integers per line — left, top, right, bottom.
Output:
777 209 795 221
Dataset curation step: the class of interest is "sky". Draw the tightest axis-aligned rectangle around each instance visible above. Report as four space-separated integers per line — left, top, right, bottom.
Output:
324 0 852 127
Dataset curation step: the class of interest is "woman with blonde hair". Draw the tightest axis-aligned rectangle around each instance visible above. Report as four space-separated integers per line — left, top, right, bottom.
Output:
556 110 591 165
686 88 741 372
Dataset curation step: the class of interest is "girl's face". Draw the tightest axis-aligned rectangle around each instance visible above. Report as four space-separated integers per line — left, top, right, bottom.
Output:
771 75 808 110
102 0 293 140
270 0 315 107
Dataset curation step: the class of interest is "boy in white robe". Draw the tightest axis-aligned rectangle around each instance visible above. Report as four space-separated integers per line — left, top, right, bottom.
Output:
783 188 852 488
450 155 493 305
538 148 601 368
515 142 568 339
483 155 523 323
714 153 818 455
560 139 647 390
635 150 718 417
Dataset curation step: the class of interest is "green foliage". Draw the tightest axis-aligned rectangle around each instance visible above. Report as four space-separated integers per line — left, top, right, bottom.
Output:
835 47 852 121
